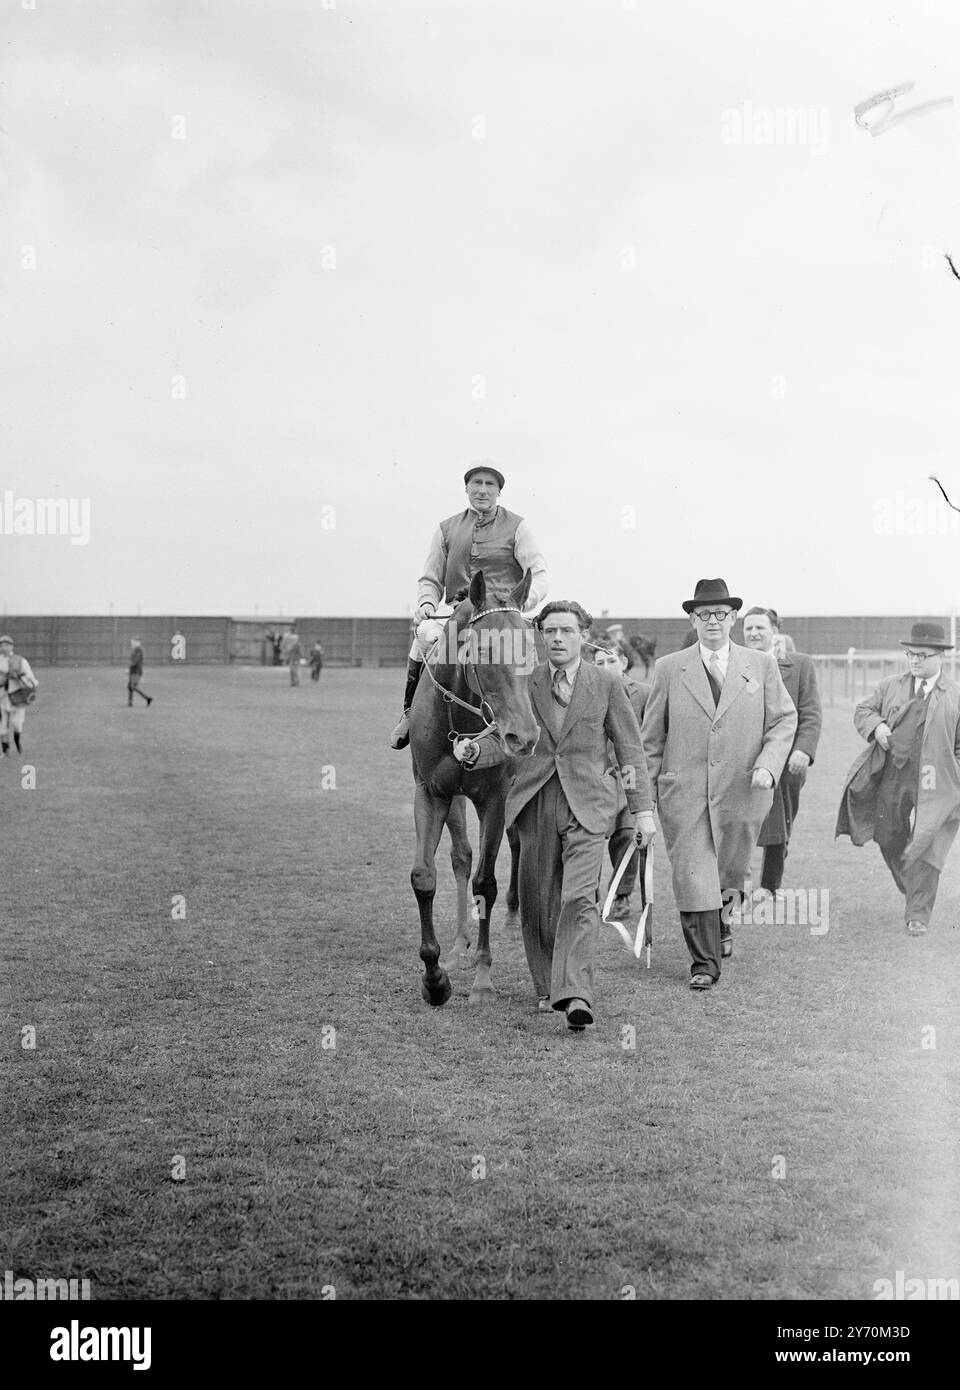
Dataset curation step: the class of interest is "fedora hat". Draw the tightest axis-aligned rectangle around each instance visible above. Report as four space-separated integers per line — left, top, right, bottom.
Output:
0 634 12 645
899 621 953 650
464 462 505 490
682 578 742 615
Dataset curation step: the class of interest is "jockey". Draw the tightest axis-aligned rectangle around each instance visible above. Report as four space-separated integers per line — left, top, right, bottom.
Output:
390 462 548 748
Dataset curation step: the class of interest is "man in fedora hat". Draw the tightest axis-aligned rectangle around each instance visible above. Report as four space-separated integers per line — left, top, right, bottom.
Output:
389 462 548 748
836 621 960 936
641 579 797 988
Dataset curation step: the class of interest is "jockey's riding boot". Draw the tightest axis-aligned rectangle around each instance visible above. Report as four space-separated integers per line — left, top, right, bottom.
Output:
390 659 425 749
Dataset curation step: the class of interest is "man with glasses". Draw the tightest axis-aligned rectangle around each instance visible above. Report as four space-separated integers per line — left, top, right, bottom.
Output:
837 621 960 937
642 579 797 989
505 602 657 1030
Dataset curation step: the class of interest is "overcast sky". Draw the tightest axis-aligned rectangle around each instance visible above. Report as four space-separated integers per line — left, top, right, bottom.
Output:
2 0 959 618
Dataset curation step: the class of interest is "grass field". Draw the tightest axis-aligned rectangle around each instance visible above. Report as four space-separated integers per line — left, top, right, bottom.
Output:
3 665 959 1301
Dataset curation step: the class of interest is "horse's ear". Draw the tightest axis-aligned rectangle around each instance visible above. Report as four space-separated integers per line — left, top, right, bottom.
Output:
469 570 486 611
509 568 532 612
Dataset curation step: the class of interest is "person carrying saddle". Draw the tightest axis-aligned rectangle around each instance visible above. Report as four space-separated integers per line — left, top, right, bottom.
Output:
389 462 548 748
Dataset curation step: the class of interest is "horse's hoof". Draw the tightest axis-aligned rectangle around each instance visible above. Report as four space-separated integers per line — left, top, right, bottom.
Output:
422 972 452 1007
468 985 496 1006
503 908 520 927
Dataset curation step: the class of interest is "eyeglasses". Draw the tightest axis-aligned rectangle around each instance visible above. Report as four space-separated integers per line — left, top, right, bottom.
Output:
904 650 938 660
693 610 732 622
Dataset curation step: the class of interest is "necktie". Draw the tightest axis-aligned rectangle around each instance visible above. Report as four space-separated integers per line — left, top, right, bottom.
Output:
552 668 571 708
705 652 723 707
916 679 928 700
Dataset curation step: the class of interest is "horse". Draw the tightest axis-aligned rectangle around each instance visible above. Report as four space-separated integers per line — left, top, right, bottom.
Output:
409 568 541 1006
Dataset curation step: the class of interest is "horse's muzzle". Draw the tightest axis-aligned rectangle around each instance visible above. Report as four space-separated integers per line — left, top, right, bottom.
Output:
501 727 540 757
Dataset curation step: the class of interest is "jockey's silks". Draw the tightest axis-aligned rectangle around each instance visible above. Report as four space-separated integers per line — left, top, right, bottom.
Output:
438 506 523 603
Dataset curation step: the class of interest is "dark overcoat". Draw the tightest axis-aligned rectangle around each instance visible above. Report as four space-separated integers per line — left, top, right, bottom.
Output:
757 650 822 846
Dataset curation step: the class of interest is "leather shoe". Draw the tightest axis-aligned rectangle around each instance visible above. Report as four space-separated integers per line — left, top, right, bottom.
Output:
721 934 733 958
565 999 594 1030
690 974 714 990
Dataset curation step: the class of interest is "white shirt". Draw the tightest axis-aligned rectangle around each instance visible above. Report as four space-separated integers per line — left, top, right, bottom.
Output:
549 656 581 699
699 641 730 682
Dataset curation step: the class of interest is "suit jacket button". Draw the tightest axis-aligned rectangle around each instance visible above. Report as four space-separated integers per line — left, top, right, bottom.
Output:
712 724 720 732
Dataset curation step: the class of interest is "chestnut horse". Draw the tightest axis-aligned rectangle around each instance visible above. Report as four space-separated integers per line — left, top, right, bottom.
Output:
409 568 540 1006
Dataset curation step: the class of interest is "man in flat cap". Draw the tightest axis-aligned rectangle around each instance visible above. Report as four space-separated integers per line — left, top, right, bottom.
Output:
389 462 548 748
641 579 797 989
837 621 960 936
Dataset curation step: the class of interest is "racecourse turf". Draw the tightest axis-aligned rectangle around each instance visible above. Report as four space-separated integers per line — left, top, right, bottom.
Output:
2 665 959 1300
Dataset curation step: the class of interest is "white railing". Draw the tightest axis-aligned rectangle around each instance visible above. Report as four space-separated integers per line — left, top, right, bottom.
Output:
811 650 960 706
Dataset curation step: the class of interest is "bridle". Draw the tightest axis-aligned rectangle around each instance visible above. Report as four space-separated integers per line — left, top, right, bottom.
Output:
422 604 533 744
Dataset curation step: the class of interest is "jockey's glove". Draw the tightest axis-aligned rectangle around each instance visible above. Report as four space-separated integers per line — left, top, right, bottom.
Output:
452 737 480 766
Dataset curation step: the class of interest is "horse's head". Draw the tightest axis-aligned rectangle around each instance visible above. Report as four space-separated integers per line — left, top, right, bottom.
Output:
454 569 541 757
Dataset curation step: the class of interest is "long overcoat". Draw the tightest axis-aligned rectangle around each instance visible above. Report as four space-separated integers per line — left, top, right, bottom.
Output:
835 672 960 871
641 643 797 910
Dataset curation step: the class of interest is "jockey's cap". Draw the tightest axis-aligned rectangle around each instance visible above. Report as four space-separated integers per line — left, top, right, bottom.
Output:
464 463 505 490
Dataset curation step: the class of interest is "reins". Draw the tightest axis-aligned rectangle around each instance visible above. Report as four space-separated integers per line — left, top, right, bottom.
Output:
422 604 531 745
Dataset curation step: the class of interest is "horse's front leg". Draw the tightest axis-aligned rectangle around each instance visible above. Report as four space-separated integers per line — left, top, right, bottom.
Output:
412 784 453 1006
441 795 474 971
467 778 506 1005
504 822 521 926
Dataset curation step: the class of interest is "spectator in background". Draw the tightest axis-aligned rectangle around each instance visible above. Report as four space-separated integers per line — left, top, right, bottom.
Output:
309 640 324 682
742 607 822 895
0 635 39 755
837 621 960 938
281 627 302 687
127 638 153 709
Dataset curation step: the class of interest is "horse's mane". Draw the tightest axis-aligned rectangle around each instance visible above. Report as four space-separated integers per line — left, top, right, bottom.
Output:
453 584 517 616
